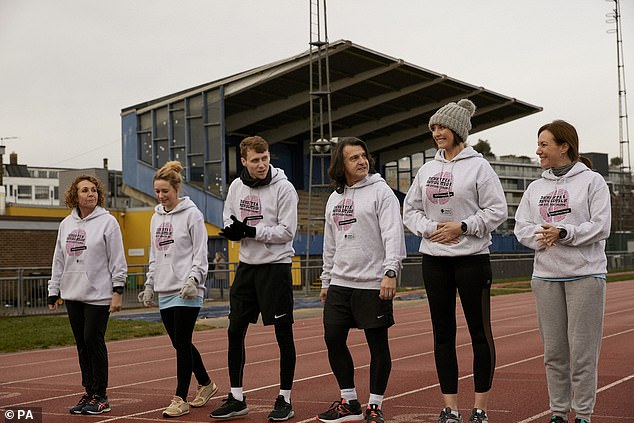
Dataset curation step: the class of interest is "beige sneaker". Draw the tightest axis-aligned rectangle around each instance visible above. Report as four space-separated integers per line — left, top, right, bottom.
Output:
162 395 189 417
189 381 218 408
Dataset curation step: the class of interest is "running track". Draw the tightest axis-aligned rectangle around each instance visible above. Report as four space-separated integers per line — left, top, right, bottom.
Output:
1 281 633 422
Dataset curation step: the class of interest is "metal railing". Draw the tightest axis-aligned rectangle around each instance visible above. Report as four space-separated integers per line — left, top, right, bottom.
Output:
1 252 633 316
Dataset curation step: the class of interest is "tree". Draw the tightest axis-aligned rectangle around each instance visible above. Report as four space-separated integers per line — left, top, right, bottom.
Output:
471 139 495 158
610 157 623 167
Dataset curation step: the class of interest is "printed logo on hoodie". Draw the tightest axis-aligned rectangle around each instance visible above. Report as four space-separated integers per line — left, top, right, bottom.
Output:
425 171 454 204
332 198 356 231
240 194 263 226
155 222 174 251
538 188 571 222
66 229 87 256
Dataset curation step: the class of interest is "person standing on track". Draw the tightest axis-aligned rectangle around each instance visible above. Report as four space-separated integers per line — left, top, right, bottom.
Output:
403 99 507 423
210 135 298 422
514 120 610 423
47 175 127 415
138 161 218 418
317 137 406 423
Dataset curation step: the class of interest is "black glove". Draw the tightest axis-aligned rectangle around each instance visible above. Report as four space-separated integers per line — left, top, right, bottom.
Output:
219 223 244 241
230 215 256 238
47 295 59 306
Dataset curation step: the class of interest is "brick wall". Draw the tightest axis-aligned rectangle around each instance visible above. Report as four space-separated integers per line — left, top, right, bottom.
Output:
0 230 57 268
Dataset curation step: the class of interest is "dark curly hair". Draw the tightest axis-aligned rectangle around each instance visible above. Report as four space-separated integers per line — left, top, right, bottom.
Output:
328 137 376 194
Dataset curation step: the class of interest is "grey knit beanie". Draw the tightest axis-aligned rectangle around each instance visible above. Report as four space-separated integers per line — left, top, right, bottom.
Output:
428 99 476 142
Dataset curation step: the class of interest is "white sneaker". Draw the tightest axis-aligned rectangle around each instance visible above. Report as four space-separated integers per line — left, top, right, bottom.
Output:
190 381 218 407
163 395 189 417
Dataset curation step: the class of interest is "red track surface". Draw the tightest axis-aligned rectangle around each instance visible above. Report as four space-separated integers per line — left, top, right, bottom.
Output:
1 281 633 422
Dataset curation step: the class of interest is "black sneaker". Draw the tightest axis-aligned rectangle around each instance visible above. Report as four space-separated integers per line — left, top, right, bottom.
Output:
69 393 92 414
317 399 363 423
210 393 249 419
365 404 384 423
469 408 488 423
549 416 567 423
438 407 462 423
268 395 294 421
81 394 111 415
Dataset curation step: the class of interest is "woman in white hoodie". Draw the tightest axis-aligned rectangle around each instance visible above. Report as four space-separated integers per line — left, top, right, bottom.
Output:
138 161 217 418
514 120 610 423
47 175 127 415
403 99 507 423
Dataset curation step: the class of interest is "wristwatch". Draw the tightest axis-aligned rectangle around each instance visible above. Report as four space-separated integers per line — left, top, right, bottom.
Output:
385 270 397 278
558 228 567 239
112 286 124 295
461 221 467 233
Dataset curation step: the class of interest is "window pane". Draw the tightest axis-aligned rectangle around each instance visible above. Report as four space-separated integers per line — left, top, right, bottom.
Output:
155 140 169 167
35 186 49 200
18 185 32 199
171 102 185 147
155 107 168 139
207 125 221 160
205 162 222 197
140 132 152 164
189 154 204 188
189 117 204 154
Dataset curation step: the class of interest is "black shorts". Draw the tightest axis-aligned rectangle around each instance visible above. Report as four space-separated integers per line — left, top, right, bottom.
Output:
229 262 294 326
323 285 394 329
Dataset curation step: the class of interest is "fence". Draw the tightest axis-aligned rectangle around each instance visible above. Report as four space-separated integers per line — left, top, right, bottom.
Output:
1 252 633 316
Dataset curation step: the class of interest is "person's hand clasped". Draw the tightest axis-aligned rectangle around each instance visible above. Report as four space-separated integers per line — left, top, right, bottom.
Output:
179 277 198 299
219 215 256 241
137 285 155 307
429 222 462 244
109 292 123 313
535 224 559 250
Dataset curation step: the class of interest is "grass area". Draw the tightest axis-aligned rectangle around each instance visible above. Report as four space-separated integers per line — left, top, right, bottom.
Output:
0 314 210 353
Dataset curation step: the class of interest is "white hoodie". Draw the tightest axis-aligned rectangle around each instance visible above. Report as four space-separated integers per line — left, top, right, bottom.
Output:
223 166 298 265
321 173 406 290
48 206 127 305
146 197 209 297
514 162 611 278
403 146 507 256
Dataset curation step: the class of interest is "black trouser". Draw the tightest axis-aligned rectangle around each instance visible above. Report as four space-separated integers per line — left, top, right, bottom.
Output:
65 301 110 398
227 319 296 390
324 324 392 395
422 254 495 394
160 306 211 400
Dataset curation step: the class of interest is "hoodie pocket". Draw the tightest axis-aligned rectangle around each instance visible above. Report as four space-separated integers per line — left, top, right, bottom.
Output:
60 271 94 300
333 246 381 281
154 263 184 292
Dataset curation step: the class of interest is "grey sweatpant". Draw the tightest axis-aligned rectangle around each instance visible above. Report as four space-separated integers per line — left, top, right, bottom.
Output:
531 277 606 422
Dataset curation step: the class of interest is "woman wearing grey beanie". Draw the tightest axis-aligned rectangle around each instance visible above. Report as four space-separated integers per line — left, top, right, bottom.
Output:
403 99 507 423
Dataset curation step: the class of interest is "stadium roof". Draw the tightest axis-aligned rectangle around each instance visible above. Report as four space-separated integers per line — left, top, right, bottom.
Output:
124 39 541 163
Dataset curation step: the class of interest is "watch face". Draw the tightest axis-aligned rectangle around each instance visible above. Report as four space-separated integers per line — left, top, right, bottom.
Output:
385 270 396 278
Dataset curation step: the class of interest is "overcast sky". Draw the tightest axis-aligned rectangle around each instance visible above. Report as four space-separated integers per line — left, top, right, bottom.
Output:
1 0 633 171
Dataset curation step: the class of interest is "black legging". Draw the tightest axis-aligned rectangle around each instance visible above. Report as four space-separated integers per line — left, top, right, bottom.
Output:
227 319 296 390
324 324 392 395
66 301 110 397
160 306 211 399
422 254 496 394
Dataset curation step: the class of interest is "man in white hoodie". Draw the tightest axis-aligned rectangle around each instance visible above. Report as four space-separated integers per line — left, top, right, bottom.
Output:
317 137 406 423
210 136 298 422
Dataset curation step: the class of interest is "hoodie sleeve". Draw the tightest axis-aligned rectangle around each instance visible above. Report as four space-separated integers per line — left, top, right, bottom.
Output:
514 184 542 250
104 216 128 288
254 182 298 244
463 165 508 238
320 198 336 289
378 185 406 273
47 222 66 296
560 173 611 246
145 215 157 288
403 171 437 237
223 181 238 227
188 211 209 283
